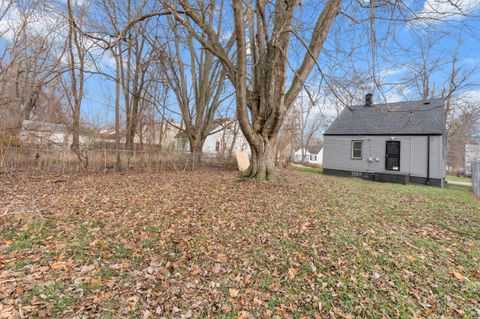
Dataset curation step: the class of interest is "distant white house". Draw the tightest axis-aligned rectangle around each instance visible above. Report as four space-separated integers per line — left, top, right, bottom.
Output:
20 120 92 147
203 121 250 155
136 121 180 149
175 119 250 155
98 120 180 150
294 145 323 165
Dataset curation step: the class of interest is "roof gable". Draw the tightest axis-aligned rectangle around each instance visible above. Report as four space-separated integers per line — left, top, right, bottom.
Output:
307 145 322 154
324 98 446 136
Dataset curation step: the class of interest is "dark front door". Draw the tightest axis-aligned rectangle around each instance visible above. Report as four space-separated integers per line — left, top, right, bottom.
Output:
385 141 400 171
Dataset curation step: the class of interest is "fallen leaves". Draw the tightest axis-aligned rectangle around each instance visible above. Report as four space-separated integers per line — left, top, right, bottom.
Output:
0 169 479 318
0 304 19 319
229 288 239 298
238 310 253 319
452 270 467 282
216 253 228 262
126 296 140 309
288 267 299 279
89 277 102 288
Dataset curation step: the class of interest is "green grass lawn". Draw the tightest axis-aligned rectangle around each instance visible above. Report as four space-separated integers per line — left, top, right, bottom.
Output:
1 169 479 318
447 175 472 183
291 165 323 174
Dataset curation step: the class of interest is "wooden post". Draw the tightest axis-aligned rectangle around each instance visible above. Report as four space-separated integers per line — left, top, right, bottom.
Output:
472 161 479 197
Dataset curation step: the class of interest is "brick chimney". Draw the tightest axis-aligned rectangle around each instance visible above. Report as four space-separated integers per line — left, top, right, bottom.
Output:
365 93 373 106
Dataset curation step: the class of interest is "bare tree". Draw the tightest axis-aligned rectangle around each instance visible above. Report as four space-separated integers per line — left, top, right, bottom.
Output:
292 90 327 163
97 0 156 150
1 1 67 132
164 0 342 180
446 98 480 174
159 9 229 163
66 0 89 153
122 22 150 150
95 0 126 167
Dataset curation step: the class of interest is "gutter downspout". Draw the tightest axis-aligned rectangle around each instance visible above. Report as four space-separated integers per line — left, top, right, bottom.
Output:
409 138 413 175
427 135 430 185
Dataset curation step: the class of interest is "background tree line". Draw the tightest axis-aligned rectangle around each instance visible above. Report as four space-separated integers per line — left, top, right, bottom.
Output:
0 0 478 179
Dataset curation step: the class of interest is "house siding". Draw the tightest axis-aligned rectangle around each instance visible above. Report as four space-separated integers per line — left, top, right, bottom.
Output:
429 135 444 179
202 126 250 155
323 135 444 180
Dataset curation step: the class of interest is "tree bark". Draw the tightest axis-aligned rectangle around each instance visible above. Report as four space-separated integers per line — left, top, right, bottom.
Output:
188 136 204 167
71 105 80 150
15 90 39 132
114 51 122 170
243 137 277 181
67 0 85 156
227 121 239 157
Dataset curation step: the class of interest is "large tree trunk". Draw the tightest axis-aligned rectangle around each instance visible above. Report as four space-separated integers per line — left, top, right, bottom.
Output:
188 135 204 168
243 137 277 181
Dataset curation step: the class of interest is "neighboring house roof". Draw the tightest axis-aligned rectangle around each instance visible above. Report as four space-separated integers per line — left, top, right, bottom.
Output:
307 145 322 154
175 118 236 139
324 98 446 136
208 118 235 134
294 148 310 155
294 146 322 155
22 120 66 133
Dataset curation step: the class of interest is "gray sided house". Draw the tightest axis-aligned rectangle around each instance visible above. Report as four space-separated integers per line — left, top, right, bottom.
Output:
323 95 446 187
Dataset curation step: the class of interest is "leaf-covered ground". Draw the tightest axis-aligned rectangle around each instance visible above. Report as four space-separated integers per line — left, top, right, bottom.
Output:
1 168 479 318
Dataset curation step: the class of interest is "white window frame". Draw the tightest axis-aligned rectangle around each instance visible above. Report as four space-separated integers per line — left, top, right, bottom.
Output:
351 140 363 159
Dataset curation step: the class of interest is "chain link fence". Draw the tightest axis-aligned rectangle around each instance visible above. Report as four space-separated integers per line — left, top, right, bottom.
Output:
0 147 237 176
446 161 476 177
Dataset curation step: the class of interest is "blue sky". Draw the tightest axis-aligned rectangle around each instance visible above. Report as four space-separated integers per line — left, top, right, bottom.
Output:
55 1 480 125
1 0 479 126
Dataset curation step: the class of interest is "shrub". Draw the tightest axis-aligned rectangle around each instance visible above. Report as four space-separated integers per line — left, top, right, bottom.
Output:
0 132 22 148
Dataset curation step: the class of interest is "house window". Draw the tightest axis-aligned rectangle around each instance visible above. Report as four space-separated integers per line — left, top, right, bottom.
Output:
215 141 220 152
311 155 317 161
351 140 363 159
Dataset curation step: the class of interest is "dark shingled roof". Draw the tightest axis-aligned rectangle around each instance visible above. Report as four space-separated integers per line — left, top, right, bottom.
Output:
324 98 446 136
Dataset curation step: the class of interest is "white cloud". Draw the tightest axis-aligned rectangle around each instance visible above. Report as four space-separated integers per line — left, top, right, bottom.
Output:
458 89 480 105
379 66 408 78
0 3 65 44
416 0 480 21
0 2 116 73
